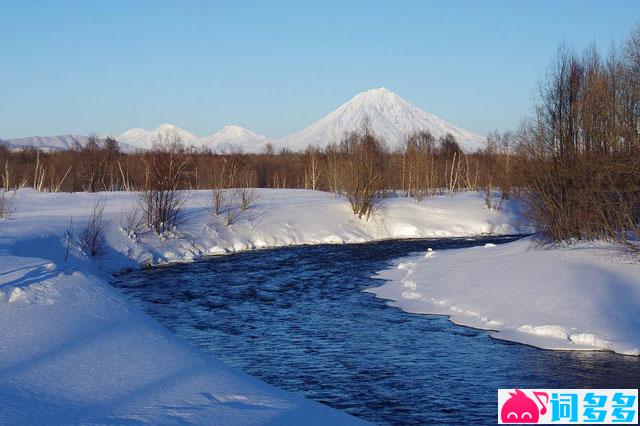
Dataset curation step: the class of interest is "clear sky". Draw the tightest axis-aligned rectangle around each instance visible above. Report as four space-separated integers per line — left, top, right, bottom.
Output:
1 0 639 139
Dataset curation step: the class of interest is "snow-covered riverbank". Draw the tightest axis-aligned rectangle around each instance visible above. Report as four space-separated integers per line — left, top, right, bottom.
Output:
0 188 524 424
369 237 640 356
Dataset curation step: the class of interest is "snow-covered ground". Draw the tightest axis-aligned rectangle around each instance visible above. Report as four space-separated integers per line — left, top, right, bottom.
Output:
369 237 640 356
0 254 365 425
0 188 523 424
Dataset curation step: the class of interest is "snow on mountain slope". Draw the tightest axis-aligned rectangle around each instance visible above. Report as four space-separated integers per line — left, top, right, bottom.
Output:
118 124 202 150
0 127 199 152
0 135 138 153
117 124 270 152
203 125 270 153
1 135 92 152
275 87 486 152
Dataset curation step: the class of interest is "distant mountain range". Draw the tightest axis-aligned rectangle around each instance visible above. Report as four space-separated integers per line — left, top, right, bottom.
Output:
0 134 140 153
116 124 270 153
0 135 111 152
1 88 486 153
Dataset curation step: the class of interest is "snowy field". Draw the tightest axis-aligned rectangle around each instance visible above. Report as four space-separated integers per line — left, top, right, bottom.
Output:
369 237 640 356
0 188 523 424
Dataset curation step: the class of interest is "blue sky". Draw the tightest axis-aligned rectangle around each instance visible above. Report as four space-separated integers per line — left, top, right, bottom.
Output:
1 0 639 139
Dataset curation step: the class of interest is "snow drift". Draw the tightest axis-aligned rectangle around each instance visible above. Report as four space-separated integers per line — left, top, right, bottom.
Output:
369 237 640 356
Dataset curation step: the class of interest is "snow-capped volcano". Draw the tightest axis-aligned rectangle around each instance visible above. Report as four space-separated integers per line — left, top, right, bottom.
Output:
118 124 201 150
275 87 486 152
203 125 270 153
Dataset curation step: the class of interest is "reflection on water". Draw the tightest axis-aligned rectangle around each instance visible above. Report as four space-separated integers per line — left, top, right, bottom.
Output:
112 237 640 425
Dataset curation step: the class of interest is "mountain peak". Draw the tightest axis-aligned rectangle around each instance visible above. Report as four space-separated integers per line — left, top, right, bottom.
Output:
202 125 270 152
275 88 486 152
360 86 389 93
218 125 252 136
154 123 182 132
118 124 199 149
352 87 399 102
362 86 392 95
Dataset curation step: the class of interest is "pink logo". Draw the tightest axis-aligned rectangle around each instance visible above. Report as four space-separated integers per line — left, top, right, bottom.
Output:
501 389 548 423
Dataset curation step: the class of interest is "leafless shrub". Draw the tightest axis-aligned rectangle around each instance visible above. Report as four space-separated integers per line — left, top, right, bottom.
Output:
482 130 514 209
225 206 241 227
212 189 237 226
80 198 110 257
210 160 233 216
64 217 74 263
210 187 257 227
212 188 224 216
139 138 190 235
210 188 237 222
485 183 493 210
120 203 146 238
238 187 257 211
0 189 16 219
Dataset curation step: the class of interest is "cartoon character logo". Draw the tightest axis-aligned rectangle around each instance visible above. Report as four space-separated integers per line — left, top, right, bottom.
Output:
501 389 548 423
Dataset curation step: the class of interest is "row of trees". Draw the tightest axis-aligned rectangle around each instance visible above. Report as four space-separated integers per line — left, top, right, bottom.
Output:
0 130 512 198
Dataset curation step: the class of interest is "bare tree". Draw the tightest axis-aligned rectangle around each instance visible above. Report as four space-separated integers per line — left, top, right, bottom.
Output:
303 149 321 191
403 130 436 199
140 137 190 235
336 126 386 219
518 38 639 249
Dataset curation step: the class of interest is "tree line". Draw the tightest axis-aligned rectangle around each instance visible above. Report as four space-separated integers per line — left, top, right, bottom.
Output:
515 25 640 248
0 130 513 202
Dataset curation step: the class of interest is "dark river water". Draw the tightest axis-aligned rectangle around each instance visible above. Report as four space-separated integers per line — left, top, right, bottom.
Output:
111 237 640 425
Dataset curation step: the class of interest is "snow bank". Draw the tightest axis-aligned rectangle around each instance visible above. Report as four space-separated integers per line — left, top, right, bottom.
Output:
0 188 524 424
0 254 365 424
368 237 640 356
1 189 525 271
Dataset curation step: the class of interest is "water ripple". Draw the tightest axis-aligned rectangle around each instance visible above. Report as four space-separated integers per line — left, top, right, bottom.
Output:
112 237 640 425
